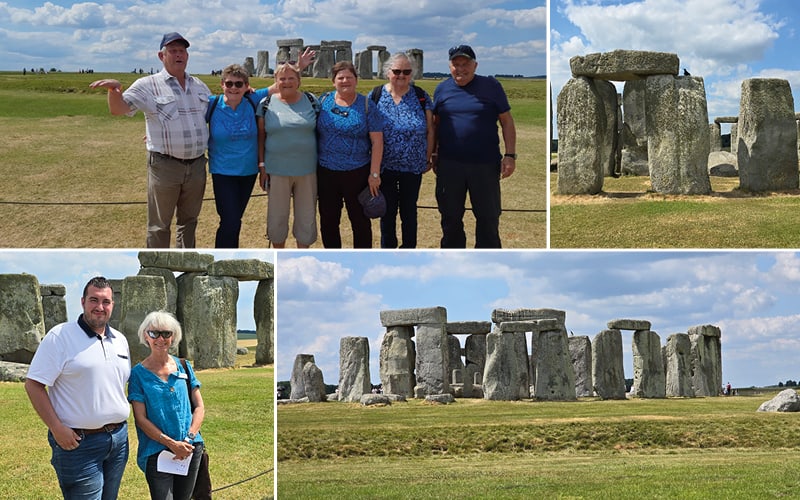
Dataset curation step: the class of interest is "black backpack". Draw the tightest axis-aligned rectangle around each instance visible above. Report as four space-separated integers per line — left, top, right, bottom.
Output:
205 93 257 124
368 84 428 110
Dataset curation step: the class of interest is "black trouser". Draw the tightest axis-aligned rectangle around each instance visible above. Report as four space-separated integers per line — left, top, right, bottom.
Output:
435 158 502 248
379 169 423 248
317 164 372 248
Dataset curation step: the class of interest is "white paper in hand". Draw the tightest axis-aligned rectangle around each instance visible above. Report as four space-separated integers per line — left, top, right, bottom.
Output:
156 450 191 476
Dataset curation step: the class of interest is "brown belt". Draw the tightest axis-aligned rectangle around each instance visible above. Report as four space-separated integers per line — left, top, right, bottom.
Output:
74 422 124 435
151 151 204 165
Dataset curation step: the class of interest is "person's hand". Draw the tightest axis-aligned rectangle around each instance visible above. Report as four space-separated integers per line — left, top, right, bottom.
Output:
169 439 195 460
298 47 316 71
52 422 81 450
89 79 122 91
368 174 381 197
501 157 516 179
259 170 269 193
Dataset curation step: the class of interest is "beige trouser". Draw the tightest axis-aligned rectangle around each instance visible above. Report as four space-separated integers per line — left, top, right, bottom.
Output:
266 173 318 247
146 152 207 248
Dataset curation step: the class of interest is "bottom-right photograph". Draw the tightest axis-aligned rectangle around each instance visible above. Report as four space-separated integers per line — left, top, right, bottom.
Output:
275 250 800 498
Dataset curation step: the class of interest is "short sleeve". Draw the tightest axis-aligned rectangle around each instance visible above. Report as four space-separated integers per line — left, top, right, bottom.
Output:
127 366 145 403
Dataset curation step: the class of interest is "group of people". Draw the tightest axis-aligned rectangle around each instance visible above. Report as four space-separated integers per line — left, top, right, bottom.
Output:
25 277 206 499
90 33 516 249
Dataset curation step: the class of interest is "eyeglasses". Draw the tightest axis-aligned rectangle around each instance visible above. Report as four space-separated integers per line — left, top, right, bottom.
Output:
278 60 297 65
331 107 349 117
146 330 174 339
391 69 413 76
223 80 245 88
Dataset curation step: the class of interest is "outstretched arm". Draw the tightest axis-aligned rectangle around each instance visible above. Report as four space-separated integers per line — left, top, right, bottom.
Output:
89 79 131 115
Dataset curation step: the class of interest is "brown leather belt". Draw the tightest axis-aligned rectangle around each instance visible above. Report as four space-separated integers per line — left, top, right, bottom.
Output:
74 422 124 435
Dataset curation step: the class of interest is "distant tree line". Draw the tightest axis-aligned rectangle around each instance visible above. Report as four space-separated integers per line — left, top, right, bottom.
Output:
778 380 799 388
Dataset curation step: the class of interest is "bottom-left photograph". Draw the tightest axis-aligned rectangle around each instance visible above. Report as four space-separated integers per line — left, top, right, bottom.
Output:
0 249 275 500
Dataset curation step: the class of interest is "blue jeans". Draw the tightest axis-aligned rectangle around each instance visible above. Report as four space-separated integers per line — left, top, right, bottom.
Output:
144 443 205 500
379 169 423 248
212 173 258 248
48 422 129 500
435 158 502 248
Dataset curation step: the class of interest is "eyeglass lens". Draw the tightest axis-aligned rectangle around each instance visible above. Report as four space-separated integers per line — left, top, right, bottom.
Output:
147 330 173 339
224 81 245 88
391 69 413 76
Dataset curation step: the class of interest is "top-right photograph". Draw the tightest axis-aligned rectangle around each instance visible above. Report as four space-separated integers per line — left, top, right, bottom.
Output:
549 0 800 248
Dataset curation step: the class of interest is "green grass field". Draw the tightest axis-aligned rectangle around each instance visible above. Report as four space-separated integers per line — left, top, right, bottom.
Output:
0 344 274 499
550 172 800 248
0 71 546 249
277 392 800 498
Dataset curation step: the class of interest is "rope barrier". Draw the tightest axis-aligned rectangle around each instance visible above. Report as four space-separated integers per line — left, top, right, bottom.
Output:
0 196 546 213
211 467 273 493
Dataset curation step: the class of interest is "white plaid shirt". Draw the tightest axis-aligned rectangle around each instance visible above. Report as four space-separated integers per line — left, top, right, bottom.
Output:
123 69 210 160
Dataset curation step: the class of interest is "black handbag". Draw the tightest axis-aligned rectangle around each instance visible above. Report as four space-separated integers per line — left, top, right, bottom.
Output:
180 358 212 500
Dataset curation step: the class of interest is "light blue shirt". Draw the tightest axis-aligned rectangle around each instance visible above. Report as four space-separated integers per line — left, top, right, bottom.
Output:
207 88 269 176
256 92 318 177
128 356 203 472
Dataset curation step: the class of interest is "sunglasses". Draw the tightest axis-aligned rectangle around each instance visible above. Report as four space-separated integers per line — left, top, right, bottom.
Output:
391 69 413 76
146 330 174 339
331 107 349 117
278 60 297 65
223 80 245 88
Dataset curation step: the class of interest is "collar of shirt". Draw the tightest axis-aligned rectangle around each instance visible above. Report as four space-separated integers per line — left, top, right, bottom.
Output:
77 314 115 339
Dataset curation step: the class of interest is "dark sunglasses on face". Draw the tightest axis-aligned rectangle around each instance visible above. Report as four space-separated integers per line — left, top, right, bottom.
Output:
278 60 297 65
223 80 245 88
391 69 413 76
146 330 173 339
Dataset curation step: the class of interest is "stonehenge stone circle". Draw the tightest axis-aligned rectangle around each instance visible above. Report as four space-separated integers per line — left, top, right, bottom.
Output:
119 274 169 364
632 330 666 398
592 329 626 399
40 284 67 335
0 274 45 363
569 335 593 397
379 326 416 397
290 354 320 401
665 333 693 397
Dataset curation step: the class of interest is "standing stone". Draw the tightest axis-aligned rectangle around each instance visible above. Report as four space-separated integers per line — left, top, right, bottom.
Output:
534 328 576 401
137 267 178 314
557 76 606 194
621 80 649 176
254 279 274 365
446 334 468 396
302 361 327 402
188 276 239 370
314 46 335 78
379 326 415 397
356 50 372 79
119 275 168 364
108 278 124 331
665 333 693 397
175 272 205 359
738 78 799 191
0 274 45 363
40 284 67 334
569 335 593 397
483 330 525 400
338 336 371 402
632 330 665 398
406 48 424 80
290 354 316 400
730 123 738 155
646 75 711 194
709 123 722 152
243 57 255 78
256 50 270 77
593 329 626 399
595 79 619 177
465 333 487 385
689 324 722 397
414 324 449 397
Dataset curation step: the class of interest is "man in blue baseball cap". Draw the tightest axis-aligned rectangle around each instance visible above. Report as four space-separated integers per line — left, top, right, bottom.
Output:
90 32 211 248
432 44 517 248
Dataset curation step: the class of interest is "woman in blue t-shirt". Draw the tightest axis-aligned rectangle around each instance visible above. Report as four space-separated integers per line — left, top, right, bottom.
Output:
127 311 205 500
316 61 384 248
371 53 434 248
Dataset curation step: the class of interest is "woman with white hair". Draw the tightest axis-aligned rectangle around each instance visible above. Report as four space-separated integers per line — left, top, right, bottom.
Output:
127 311 205 500
369 52 434 248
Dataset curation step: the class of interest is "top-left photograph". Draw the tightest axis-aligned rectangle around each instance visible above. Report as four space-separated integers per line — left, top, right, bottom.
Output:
0 0 547 249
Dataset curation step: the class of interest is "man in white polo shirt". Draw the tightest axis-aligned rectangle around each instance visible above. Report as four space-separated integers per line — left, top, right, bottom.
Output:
25 277 131 499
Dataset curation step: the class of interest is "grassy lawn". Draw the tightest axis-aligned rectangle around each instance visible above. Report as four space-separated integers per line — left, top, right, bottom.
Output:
0 72 546 249
550 173 800 248
0 343 274 499
278 392 800 498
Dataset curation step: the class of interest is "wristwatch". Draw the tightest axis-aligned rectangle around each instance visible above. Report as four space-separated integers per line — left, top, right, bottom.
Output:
504 153 517 160
371 172 379 178
185 432 196 443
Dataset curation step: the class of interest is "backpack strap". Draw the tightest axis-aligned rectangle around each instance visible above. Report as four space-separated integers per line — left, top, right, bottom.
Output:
369 85 383 104
205 94 220 124
411 85 428 110
261 93 273 115
244 93 257 114
304 91 321 118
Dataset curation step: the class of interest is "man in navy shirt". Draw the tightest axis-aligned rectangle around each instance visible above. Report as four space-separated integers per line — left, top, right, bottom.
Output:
433 45 517 248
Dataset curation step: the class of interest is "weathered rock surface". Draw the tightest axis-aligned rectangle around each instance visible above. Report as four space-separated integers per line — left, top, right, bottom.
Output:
534 329 576 401
757 389 800 412
593 329 626 399
137 251 214 272
632 330 666 398
379 326 415 397
570 50 678 80
414 324 449 397
380 307 446 327
665 333 693 397
339 336 371 402
607 319 651 331
569 336 593 397
0 274 45 364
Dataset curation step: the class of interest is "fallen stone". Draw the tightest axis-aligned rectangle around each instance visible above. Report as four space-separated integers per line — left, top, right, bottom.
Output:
757 389 800 412
360 394 391 406
425 394 455 404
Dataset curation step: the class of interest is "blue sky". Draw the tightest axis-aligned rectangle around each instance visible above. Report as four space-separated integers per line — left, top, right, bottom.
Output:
277 250 800 389
0 249 274 331
0 0 546 77
550 0 800 136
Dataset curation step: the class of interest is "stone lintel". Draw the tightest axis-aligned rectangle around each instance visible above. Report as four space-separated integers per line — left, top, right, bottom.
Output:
492 308 566 325
714 116 738 124
499 319 561 333
380 306 447 327
277 38 304 46
40 284 66 296
446 321 492 335
137 251 214 273
607 319 652 331
366 45 387 51
208 259 274 281
687 324 721 338
570 50 679 81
